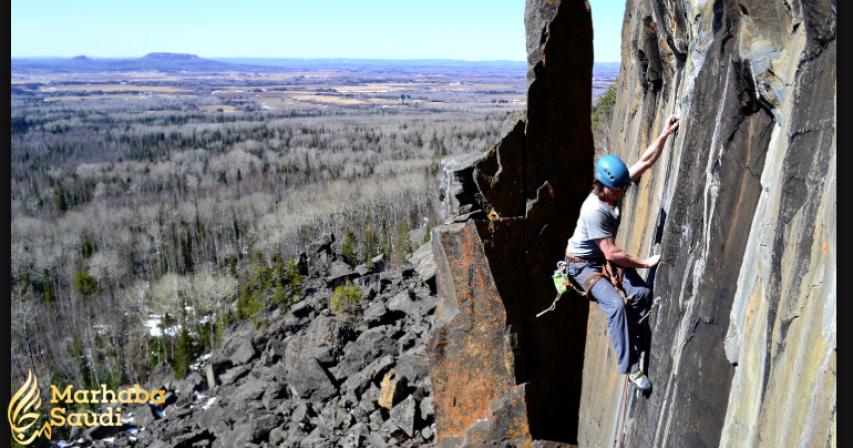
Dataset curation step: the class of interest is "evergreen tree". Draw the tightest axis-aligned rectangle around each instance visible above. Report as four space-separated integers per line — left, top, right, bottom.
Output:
341 230 358 266
41 275 55 305
362 228 379 267
73 271 97 296
54 185 68 212
396 220 412 263
173 301 194 380
81 240 95 258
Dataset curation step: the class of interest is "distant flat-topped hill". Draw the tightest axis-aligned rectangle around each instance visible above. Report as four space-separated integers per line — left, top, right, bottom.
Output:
11 52 267 73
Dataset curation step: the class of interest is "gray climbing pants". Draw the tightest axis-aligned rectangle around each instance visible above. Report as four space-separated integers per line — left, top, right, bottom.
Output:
566 262 652 374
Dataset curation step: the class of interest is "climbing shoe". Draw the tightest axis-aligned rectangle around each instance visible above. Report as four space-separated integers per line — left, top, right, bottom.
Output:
628 369 652 391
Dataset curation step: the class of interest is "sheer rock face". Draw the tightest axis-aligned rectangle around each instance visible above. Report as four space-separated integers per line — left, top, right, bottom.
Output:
580 1 836 447
429 0 593 445
430 0 834 446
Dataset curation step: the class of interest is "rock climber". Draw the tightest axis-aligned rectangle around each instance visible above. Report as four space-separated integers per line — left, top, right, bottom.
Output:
564 114 680 391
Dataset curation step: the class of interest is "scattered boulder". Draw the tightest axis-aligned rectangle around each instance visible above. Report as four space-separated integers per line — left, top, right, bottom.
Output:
229 339 257 366
354 263 371 276
218 364 251 386
388 290 416 315
343 354 395 398
395 345 431 386
362 299 394 327
305 233 336 275
307 233 335 254
232 377 267 403
407 242 436 284
328 259 356 283
269 427 287 446
213 419 254 447
174 372 205 407
290 299 314 318
169 428 215 448
369 254 386 273
420 396 434 420
388 288 435 320
286 355 338 401
421 424 434 440
333 327 397 379
378 371 408 410
205 364 218 389
302 315 356 358
379 270 404 289
341 422 368 448
389 395 417 437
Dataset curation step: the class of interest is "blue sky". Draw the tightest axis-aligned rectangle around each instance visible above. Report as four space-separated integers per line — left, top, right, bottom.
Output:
11 0 624 62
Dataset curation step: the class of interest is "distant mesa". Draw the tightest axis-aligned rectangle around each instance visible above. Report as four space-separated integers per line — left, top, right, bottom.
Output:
71 55 91 61
140 52 203 61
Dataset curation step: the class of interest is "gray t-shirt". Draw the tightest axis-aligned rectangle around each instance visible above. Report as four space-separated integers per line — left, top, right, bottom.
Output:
566 193 621 261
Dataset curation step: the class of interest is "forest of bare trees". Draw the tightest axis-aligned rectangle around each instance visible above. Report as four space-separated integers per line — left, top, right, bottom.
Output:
11 82 524 392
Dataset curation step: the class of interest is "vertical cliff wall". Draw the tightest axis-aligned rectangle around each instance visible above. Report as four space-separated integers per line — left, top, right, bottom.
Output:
579 1 836 447
428 0 834 446
428 0 594 445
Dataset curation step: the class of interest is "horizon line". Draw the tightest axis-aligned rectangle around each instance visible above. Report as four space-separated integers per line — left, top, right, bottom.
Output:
11 55 620 64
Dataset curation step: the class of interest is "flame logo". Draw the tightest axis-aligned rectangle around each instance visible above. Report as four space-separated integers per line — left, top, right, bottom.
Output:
8 369 51 445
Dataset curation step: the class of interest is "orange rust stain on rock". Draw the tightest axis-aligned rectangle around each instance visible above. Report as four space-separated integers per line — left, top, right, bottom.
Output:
431 221 530 443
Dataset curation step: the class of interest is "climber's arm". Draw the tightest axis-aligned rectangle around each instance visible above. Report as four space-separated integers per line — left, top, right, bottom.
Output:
629 115 680 182
596 236 660 269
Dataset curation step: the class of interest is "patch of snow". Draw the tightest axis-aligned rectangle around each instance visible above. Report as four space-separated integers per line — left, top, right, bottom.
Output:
202 397 217 410
190 391 208 408
144 315 163 337
189 352 212 372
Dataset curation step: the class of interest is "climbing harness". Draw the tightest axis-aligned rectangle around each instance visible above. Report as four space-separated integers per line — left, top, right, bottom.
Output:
537 259 632 318
538 258 658 326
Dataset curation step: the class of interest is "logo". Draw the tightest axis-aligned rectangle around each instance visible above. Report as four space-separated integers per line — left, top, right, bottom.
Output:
8 369 166 445
8 369 51 445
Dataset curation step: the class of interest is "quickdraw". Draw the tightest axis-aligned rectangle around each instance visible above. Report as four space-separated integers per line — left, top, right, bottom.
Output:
538 261 585 317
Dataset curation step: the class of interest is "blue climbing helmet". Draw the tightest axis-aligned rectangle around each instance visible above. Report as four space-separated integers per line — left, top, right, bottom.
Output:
594 154 630 189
